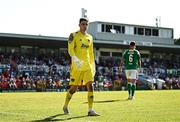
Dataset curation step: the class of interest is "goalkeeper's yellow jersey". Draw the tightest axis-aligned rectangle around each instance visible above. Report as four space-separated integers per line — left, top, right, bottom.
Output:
68 31 95 73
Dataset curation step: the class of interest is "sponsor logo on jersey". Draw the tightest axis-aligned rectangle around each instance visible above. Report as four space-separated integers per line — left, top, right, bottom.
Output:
81 43 89 48
71 78 75 82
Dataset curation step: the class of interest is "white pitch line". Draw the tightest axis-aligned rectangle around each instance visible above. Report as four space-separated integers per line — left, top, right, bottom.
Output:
0 112 28 116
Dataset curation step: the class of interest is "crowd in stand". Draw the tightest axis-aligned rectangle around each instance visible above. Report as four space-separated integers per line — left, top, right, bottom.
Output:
0 52 180 91
95 57 180 90
0 52 70 91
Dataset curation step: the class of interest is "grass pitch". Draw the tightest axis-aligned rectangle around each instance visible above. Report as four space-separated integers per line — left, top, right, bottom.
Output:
0 90 180 122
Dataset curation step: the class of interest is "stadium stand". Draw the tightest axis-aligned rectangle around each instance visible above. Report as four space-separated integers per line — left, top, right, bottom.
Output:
0 51 179 92
0 21 180 91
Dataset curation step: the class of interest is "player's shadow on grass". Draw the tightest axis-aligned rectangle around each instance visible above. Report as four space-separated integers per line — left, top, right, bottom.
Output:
31 114 89 122
83 99 127 104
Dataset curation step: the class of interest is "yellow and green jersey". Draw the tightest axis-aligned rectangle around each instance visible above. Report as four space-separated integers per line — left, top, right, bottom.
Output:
123 49 141 70
68 31 95 73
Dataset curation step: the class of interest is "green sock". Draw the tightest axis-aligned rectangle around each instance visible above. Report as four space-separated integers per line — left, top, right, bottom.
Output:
127 83 131 96
131 83 136 97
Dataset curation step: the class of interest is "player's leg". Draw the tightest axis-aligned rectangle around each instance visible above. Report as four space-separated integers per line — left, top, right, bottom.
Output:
131 80 136 99
84 70 100 116
86 81 94 112
63 69 81 114
125 70 132 99
86 81 100 116
130 70 138 100
63 85 78 114
127 80 132 99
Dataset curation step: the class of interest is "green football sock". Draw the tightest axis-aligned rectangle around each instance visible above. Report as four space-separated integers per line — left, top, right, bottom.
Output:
131 83 136 97
127 83 131 96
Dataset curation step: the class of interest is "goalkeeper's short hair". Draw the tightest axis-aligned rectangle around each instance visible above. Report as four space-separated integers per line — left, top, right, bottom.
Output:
79 17 89 23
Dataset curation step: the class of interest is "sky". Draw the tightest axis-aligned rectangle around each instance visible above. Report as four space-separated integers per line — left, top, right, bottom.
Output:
0 0 179 39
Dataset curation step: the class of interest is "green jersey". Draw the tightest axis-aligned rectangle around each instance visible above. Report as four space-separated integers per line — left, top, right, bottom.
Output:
123 49 141 70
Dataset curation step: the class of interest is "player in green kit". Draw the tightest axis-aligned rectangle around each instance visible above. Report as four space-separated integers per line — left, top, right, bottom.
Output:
120 41 141 100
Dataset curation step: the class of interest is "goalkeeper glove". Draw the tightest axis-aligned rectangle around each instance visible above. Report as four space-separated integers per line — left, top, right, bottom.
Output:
72 56 83 69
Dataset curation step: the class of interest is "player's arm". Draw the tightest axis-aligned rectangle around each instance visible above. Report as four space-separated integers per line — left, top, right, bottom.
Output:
119 51 125 73
68 33 82 69
89 37 96 76
138 51 141 72
68 33 75 57
119 58 124 73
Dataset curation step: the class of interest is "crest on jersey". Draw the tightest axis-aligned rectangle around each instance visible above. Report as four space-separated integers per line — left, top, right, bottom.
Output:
87 39 90 43
68 33 74 43
71 78 75 82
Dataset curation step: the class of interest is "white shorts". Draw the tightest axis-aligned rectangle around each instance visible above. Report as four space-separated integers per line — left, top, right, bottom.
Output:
125 70 138 80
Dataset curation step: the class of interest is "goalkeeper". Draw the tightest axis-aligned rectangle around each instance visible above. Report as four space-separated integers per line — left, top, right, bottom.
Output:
63 17 100 116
